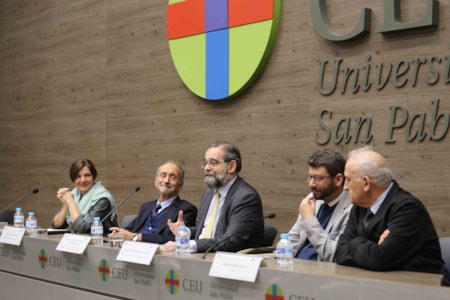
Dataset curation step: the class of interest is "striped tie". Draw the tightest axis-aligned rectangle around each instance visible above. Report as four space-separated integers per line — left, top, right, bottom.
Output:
202 191 220 239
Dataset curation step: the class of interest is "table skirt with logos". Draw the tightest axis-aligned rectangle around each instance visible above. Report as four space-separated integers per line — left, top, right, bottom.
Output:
0 235 447 300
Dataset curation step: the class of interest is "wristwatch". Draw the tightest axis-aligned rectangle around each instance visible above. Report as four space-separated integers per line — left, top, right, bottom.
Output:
131 233 139 241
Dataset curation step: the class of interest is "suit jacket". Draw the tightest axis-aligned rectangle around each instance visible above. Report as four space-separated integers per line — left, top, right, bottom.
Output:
125 196 197 244
335 181 444 274
192 176 264 253
288 190 352 262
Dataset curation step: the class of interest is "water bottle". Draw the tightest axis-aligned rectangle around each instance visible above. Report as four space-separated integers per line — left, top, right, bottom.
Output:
276 233 294 269
13 207 24 228
175 225 191 256
26 212 38 236
90 217 103 246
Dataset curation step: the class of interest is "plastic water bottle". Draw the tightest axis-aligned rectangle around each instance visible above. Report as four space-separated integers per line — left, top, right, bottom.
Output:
276 233 294 269
90 217 103 246
26 212 38 236
175 225 191 256
13 207 24 228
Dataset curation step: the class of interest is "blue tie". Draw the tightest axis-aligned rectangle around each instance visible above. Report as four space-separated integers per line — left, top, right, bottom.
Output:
317 204 333 226
152 203 162 218
296 203 336 260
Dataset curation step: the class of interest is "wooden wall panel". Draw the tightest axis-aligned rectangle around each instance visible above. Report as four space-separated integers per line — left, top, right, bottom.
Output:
0 1 109 226
0 0 448 240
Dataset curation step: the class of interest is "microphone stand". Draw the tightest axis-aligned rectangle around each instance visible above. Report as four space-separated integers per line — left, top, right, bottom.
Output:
0 188 39 215
202 234 238 259
100 187 141 223
264 213 276 219
202 214 276 259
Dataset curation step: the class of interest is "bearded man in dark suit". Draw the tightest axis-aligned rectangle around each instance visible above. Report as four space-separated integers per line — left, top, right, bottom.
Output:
162 142 264 253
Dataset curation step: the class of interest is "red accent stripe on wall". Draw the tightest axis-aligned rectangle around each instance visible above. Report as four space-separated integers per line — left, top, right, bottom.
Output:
167 0 205 39
229 0 273 28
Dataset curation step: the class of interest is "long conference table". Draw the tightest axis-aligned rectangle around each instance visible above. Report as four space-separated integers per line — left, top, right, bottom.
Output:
0 234 448 300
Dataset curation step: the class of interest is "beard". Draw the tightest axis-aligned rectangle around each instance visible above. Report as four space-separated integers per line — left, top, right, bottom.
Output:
311 183 337 200
156 184 177 198
204 171 229 188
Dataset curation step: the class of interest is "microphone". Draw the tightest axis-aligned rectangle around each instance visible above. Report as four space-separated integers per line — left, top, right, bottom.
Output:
100 187 141 223
201 233 240 259
0 188 39 214
264 213 276 219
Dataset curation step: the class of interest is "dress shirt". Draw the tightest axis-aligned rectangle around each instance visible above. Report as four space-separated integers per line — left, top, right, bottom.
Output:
191 176 238 252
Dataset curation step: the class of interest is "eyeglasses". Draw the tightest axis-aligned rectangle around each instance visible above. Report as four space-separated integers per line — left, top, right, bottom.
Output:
306 175 332 183
200 160 224 168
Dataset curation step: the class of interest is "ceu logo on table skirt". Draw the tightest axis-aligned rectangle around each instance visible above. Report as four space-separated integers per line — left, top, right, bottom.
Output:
98 259 111 282
265 284 284 300
167 0 281 100
38 249 48 269
164 269 180 295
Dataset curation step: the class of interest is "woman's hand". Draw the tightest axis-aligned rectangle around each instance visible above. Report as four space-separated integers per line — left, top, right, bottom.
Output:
57 188 73 205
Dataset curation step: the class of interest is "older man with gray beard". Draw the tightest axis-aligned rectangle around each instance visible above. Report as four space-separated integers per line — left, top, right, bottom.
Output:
162 142 264 253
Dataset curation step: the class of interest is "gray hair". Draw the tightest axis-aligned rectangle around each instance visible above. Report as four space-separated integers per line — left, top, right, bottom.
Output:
155 160 185 184
348 146 392 188
208 142 242 173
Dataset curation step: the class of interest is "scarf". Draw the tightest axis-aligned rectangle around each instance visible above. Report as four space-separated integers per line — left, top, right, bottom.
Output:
65 181 115 226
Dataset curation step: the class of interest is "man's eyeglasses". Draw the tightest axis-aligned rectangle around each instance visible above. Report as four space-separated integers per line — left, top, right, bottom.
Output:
200 160 224 168
306 175 332 183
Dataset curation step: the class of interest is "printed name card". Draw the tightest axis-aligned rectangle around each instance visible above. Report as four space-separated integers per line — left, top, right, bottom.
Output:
56 233 91 254
0 226 26 246
116 241 160 265
209 252 263 282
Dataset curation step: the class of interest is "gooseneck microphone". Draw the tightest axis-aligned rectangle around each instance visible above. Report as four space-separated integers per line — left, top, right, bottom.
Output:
0 188 40 214
264 213 276 219
202 233 240 259
100 186 141 223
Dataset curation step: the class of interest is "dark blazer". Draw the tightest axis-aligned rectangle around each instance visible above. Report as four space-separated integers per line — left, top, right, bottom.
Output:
125 196 197 244
192 176 264 253
335 181 444 274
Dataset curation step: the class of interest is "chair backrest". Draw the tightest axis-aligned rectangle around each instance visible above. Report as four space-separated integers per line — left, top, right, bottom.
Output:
440 237 450 264
121 214 138 228
0 210 14 224
263 225 278 247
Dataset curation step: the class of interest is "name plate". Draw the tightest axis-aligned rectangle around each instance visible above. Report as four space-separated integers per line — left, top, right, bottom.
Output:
56 233 91 254
0 226 26 246
116 241 160 265
209 252 263 282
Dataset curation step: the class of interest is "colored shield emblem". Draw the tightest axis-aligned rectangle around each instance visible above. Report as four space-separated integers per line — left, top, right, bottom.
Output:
167 0 281 100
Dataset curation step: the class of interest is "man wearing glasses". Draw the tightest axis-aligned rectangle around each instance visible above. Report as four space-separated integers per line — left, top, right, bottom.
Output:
162 141 264 253
288 148 352 262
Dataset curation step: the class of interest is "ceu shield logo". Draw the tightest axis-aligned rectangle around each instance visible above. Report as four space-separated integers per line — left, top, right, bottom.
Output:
167 0 281 100
38 249 48 269
265 284 284 300
98 259 110 282
164 269 180 295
